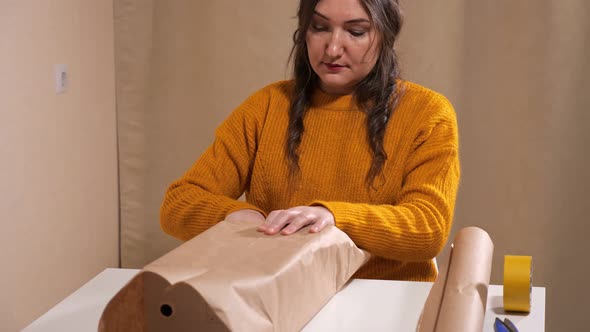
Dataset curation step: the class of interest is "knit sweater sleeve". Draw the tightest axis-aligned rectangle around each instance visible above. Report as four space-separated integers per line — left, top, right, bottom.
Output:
160 89 269 241
311 109 460 262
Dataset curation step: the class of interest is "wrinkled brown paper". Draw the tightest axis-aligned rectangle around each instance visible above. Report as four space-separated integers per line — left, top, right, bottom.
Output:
417 227 494 332
99 219 370 331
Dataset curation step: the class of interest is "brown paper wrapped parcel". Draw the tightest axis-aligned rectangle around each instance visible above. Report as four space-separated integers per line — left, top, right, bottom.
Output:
99 219 371 331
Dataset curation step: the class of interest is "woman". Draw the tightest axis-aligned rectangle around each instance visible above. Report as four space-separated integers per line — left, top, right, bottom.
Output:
160 0 459 282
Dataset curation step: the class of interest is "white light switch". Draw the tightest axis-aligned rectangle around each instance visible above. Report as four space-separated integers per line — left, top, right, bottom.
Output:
55 64 67 94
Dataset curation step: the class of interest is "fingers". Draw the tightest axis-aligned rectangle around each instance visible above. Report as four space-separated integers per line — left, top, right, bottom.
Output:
281 214 312 235
257 208 313 235
309 218 330 233
256 206 335 236
257 210 291 235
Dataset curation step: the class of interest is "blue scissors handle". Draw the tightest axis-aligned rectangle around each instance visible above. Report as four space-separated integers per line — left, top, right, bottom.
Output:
494 317 519 332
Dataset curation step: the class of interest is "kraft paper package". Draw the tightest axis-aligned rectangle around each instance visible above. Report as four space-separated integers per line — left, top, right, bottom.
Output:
99 219 370 331
417 227 494 332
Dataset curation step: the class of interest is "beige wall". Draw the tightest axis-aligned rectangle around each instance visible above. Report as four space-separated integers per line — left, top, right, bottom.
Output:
0 1 118 330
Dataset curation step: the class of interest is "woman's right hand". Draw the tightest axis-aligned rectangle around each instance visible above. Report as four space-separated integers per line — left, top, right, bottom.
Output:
225 209 266 224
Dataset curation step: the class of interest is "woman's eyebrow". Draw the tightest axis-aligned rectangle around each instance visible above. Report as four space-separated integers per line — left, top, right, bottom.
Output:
313 11 370 24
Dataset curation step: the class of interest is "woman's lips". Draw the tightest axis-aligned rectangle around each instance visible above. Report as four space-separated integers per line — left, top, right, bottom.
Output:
324 63 346 71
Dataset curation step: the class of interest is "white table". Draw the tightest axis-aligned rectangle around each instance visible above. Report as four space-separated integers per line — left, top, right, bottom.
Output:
24 268 545 331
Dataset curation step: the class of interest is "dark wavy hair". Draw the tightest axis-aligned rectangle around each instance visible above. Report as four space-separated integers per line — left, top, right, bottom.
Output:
287 0 404 187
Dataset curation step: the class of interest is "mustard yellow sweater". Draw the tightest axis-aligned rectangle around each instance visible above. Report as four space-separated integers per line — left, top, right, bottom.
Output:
160 80 460 282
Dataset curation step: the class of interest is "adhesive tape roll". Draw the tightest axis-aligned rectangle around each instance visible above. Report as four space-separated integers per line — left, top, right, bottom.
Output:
503 255 532 313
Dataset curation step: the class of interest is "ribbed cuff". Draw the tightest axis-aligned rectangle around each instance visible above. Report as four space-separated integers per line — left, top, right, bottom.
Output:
225 201 267 219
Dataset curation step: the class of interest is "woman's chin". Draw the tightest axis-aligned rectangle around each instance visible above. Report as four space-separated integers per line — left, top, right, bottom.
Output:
319 80 354 95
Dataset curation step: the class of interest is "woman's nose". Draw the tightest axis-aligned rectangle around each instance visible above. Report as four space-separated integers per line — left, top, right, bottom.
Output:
325 31 344 59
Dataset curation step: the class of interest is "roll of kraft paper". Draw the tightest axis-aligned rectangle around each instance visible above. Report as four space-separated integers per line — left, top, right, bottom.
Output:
503 255 532 313
417 227 494 332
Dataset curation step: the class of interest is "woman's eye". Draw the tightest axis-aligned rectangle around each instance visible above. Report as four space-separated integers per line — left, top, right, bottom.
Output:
311 25 328 32
349 30 366 37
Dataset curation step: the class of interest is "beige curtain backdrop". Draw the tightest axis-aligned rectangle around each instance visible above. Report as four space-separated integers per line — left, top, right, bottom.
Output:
114 1 590 331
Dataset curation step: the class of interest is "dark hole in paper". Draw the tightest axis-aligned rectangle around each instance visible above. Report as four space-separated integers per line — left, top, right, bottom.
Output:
160 304 173 317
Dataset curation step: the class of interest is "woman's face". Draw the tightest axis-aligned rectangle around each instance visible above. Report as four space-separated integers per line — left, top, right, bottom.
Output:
306 0 380 95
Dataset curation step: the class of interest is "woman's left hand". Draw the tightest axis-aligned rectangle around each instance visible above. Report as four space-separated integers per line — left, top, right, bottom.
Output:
257 206 335 235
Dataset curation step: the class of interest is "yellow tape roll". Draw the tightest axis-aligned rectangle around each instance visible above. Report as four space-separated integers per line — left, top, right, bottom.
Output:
503 255 532 313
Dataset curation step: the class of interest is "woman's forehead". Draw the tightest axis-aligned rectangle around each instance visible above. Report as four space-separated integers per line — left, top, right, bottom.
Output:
313 0 370 23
